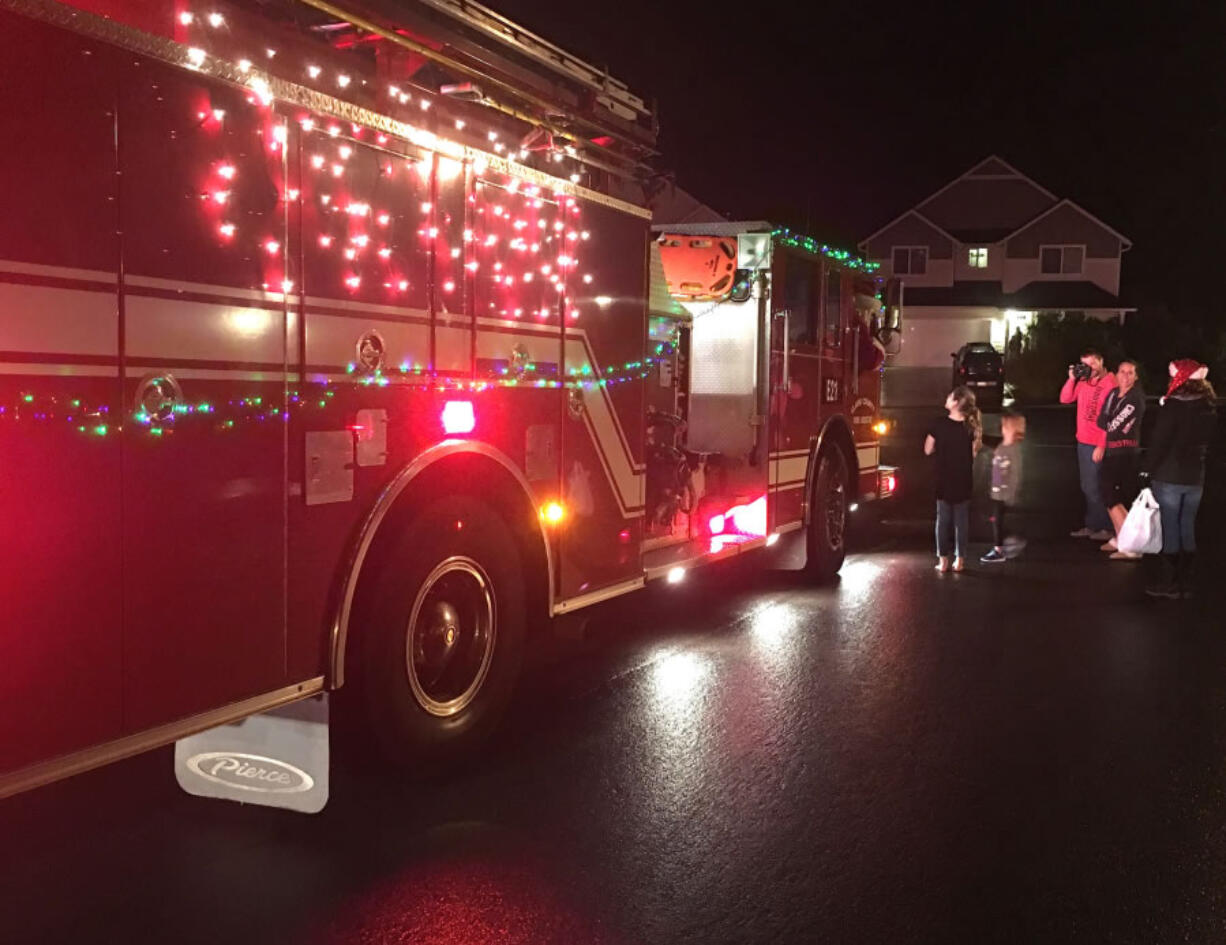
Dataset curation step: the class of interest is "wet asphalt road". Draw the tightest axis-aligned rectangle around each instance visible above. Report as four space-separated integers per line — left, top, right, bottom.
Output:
2 406 1225 945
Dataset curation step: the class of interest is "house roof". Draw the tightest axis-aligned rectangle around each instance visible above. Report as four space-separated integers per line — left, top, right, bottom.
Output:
946 228 1016 244
1003 280 1132 310
649 183 729 227
1006 198 1133 250
903 279 1131 311
859 154 1057 249
903 281 1006 307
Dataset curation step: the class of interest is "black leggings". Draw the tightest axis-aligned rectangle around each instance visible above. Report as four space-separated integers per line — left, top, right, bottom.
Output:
992 500 1007 547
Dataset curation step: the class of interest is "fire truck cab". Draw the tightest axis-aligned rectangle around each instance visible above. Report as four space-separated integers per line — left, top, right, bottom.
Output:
0 0 899 802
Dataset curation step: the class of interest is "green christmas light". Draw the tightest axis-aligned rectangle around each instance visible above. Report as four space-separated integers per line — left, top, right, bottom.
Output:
771 227 879 272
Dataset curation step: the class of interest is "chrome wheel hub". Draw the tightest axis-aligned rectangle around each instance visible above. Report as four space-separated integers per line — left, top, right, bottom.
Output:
405 556 496 717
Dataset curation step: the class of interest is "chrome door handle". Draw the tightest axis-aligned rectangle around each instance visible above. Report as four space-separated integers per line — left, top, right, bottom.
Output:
135 373 183 422
773 309 790 392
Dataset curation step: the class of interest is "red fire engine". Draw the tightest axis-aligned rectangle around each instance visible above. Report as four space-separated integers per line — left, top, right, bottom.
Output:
0 0 901 799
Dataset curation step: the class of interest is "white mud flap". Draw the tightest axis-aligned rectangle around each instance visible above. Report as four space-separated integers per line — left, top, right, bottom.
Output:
174 694 329 813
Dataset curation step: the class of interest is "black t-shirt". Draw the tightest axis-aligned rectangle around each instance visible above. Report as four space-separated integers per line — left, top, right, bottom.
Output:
927 415 974 502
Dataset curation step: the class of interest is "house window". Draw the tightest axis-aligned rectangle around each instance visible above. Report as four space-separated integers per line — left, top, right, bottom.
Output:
968 247 988 268
1040 245 1084 275
892 246 927 275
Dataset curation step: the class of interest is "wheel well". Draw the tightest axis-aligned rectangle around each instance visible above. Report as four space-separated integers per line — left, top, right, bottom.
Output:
807 419 857 521
340 452 551 686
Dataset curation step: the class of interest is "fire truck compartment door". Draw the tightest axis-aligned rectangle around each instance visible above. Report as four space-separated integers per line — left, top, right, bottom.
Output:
117 59 289 732
0 17 124 776
685 296 759 458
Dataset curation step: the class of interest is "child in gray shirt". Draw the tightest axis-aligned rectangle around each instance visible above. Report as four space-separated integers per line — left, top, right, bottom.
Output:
982 412 1026 563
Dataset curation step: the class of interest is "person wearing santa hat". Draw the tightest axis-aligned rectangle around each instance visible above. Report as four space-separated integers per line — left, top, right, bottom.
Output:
1141 359 1218 598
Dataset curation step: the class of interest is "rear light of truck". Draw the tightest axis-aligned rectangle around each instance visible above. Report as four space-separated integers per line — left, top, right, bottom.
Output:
704 496 767 538
441 400 475 435
879 467 898 498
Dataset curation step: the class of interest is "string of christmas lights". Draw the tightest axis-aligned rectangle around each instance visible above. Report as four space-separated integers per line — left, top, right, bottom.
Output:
772 227 880 273
175 7 598 190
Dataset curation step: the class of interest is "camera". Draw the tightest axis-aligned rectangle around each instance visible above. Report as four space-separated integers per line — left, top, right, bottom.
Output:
1071 362 1092 382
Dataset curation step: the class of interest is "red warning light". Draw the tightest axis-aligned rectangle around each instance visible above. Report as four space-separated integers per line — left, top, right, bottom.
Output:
441 400 475 436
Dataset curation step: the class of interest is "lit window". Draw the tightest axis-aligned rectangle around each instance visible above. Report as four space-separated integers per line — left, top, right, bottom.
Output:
891 246 927 275
968 247 988 268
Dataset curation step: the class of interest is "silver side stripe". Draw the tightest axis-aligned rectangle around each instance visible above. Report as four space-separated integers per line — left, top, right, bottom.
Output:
126 295 286 364
0 361 118 377
305 313 428 369
0 281 117 355
769 453 810 486
125 273 290 304
0 258 117 285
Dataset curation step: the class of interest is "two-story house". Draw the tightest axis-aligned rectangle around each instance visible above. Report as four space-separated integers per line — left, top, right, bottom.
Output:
859 156 1132 405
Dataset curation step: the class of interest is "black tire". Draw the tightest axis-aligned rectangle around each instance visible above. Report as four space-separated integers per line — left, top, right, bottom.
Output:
358 495 526 770
805 448 849 582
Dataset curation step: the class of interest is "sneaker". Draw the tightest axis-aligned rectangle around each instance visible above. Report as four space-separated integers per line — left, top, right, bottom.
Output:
1070 527 1092 538
1101 539 1118 552
981 548 1008 564
1089 530 1114 542
1109 551 1141 560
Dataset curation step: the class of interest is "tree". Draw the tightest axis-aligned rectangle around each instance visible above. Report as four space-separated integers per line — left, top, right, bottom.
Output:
1004 312 1124 403
1005 308 1226 402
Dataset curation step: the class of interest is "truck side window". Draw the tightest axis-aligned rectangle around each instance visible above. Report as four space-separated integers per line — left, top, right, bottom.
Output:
781 254 815 344
824 268 843 346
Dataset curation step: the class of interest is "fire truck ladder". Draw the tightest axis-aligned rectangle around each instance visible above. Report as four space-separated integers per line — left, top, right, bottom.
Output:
412 0 652 125
296 0 657 171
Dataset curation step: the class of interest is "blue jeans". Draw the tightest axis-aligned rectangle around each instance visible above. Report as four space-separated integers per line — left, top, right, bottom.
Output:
1077 442 1112 532
936 500 970 558
1152 480 1202 554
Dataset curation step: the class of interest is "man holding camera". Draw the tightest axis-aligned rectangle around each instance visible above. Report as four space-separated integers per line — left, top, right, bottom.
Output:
1059 348 1117 540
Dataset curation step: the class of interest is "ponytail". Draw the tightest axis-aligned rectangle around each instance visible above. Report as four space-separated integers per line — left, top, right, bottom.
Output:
965 404 983 455
950 385 983 454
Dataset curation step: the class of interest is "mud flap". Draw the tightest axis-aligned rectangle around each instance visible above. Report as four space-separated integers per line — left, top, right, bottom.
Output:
174 694 329 813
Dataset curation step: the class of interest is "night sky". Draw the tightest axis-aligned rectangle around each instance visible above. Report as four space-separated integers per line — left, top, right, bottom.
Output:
492 0 1225 316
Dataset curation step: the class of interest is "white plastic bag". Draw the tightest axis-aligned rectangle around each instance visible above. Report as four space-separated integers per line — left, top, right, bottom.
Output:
1117 487 1163 555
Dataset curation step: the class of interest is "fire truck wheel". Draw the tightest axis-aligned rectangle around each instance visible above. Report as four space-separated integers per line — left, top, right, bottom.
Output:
361 496 526 769
806 448 848 582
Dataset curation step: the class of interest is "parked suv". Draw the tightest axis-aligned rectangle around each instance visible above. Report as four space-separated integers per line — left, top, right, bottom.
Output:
951 342 1004 410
